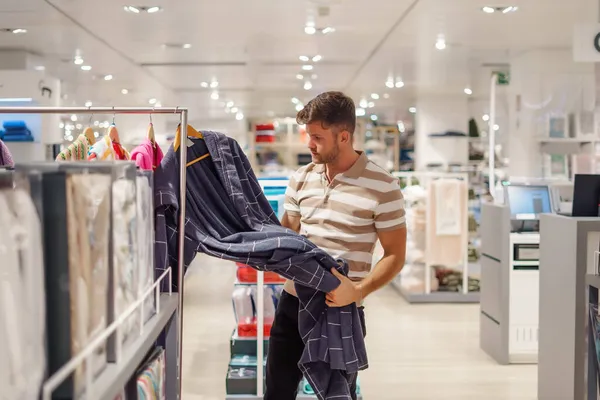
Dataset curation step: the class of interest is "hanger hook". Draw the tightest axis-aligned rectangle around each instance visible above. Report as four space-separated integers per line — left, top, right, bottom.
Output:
88 107 94 125
112 106 115 124
150 107 154 124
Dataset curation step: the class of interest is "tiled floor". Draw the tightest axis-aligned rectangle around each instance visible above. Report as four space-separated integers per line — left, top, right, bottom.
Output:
181 255 537 399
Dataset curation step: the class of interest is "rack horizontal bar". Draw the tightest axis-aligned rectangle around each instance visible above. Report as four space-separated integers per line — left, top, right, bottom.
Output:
0 106 188 114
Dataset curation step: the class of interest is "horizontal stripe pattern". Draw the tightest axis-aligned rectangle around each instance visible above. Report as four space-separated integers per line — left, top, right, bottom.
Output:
284 153 406 278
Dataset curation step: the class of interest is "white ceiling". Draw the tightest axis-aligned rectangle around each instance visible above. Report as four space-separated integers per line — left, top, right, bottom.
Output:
0 0 596 130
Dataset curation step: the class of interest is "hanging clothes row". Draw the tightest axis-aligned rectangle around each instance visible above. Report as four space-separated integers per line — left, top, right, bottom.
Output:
0 139 14 167
57 121 163 170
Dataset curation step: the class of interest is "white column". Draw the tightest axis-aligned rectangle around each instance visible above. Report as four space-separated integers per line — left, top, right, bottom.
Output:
507 50 594 178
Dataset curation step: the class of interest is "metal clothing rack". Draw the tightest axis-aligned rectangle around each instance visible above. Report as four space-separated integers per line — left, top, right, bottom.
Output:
0 106 188 399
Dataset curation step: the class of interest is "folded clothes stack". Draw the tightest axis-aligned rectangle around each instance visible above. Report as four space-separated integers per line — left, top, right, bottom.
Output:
0 120 34 142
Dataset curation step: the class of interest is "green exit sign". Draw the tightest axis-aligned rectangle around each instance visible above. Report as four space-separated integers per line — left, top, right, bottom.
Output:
495 71 510 85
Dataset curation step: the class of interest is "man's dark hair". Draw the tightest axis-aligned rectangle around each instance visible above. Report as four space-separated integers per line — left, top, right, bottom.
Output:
296 91 356 134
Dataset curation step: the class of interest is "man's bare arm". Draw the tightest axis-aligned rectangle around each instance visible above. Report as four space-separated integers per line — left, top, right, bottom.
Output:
356 226 407 300
281 211 301 233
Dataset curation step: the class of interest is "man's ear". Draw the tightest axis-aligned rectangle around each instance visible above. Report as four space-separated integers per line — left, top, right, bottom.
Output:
340 130 351 144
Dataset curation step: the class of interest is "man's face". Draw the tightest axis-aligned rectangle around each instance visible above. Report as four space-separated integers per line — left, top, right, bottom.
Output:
306 122 340 164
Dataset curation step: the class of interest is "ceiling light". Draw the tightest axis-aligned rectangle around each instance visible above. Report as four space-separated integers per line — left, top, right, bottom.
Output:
409 107 417 113
305 26 316 35
74 57 84 65
295 104 304 112
359 99 368 108
304 81 313 90
0 98 32 102
502 6 516 13
296 74 304 80
85 101 92 107
93 121 99 126
81 65 92 71
302 65 313 71
322 27 335 34
34 65 45 71
104 74 113 81
370 115 378 121
94 131 100 138
395 80 405 88
386 80 394 89
383 93 390 99
312 55 322 62
70 114 78 122
182 43 192 49
235 112 244 120
76 123 83 130
121 88 129 94
482 6 495 13
494 124 500 131
311 74 318 79
155 102 162 107
211 91 219 100
149 98 157 105
226 101 234 108
356 108 366 117
291 97 300 104
435 36 447 50
464 87 473 95
371 93 379 100
299 55 309 62
124 5 140 13
11 28 27 34
368 101 375 108
397 121 406 133
200 82 209 88
146 6 161 13
482 114 490 121
210 81 219 88
59 122 65 129
230 107 238 113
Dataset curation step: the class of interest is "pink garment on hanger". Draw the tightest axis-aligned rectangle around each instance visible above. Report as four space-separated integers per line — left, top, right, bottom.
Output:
426 179 468 268
130 138 164 171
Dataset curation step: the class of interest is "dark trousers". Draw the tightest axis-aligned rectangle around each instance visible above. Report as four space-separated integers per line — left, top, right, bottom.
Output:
265 291 366 400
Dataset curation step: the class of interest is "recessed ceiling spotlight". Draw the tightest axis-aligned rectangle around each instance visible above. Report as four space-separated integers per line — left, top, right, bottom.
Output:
124 5 162 13
296 74 304 80
502 6 518 13
149 98 157 105
371 93 379 100
155 101 162 107
355 108 366 117
34 65 45 71
291 97 300 104
493 124 500 131
385 80 394 89
304 23 316 35
321 27 335 34
482 6 495 13
104 74 113 81
359 98 368 109
121 88 129 94
123 5 140 13
295 103 304 111
482 114 490 121
368 101 375 108
312 55 322 62
302 65 313 71
162 43 192 49
85 101 92 107
231 107 239 113
311 74 318 79
235 112 244 120
370 115 378 121
383 93 390 99
182 43 192 49
226 101 234 108
200 81 209 88
146 6 161 13
435 38 446 50
464 87 473 95
11 28 27 34
395 80 405 88
81 65 92 71
211 91 219 100
70 114 78 122
409 107 417 113
299 55 309 62
74 57 84 65
210 81 219 88
304 81 313 90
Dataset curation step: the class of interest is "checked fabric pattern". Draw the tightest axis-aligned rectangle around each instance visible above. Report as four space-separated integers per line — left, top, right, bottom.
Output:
154 129 368 399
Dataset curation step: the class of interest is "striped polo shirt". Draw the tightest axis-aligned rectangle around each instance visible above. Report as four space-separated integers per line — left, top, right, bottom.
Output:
283 151 406 290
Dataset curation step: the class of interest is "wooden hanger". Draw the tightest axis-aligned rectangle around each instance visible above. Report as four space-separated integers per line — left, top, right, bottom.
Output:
174 124 203 151
147 122 155 144
107 124 120 143
82 126 96 145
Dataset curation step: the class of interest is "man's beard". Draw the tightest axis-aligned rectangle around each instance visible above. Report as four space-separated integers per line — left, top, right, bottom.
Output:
312 144 340 164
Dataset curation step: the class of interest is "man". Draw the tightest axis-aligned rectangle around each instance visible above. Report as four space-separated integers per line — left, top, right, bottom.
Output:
264 91 407 400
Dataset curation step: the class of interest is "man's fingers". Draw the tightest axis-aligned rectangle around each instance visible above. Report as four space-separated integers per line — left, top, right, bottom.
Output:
330 268 344 279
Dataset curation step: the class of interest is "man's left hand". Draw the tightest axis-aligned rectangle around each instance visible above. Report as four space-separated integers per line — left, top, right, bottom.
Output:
326 268 360 307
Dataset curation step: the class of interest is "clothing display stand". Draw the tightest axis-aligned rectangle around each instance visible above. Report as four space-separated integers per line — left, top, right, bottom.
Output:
0 106 189 400
390 171 479 303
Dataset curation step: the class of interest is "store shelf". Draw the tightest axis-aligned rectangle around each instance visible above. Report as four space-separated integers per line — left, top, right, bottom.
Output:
391 279 480 303
538 137 595 154
94 294 178 400
586 274 600 289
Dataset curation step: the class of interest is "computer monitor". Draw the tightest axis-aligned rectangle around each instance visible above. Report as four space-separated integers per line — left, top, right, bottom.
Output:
572 174 600 217
504 184 553 220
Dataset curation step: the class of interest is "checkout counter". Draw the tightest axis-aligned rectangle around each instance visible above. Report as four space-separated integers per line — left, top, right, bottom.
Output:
480 184 552 364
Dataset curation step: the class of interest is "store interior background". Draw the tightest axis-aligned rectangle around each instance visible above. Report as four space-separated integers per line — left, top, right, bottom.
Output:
4 0 600 399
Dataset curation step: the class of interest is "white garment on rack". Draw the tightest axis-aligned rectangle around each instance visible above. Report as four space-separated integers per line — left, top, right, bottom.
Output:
0 189 46 400
433 179 461 236
136 176 155 323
